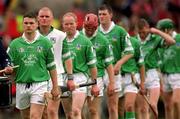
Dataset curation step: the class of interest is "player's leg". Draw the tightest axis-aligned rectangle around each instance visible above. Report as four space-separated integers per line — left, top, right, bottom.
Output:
124 74 138 119
71 73 88 119
30 81 48 119
172 88 180 119
148 87 160 118
87 77 104 119
61 97 73 119
107 74 121 119
20 108 30 119
16 83 31 119
135 93 149 119
72 92 86 119
87 97 102 119
30 103 45 119
162 91 173 119
118 96 125 119
107 92 119 119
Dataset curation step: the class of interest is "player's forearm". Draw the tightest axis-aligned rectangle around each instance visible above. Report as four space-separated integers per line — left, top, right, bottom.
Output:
90 67 97 81
152 28 175 45
49 69 58 88
139 65 145 84
116 54 133 66
106 64 115 84
65 58 73 74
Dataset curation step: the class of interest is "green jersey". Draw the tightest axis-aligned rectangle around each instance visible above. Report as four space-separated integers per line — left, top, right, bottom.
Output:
137 34 162 70
99 22 134 65
121 37 143 73
65 31 96 74
161 32 180 73
81 30 114 77
38 27 71 74
7 32 56 83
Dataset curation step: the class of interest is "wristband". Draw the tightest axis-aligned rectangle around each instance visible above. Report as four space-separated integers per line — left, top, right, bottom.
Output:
67 74 74 80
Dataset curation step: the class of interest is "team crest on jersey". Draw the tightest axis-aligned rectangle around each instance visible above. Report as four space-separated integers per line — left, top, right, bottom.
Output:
112 36 117 42
50 37 56 44
94 42 99 49
19 48 24 53
37 46 43 52
76 44 81 50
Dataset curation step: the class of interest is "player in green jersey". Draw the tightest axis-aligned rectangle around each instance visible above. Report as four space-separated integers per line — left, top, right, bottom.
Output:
7 11 60 119
82 13 117 119
37 7 73 119
136 18 175 119
61 12 99 119
98 4 138 119
157 18 180 119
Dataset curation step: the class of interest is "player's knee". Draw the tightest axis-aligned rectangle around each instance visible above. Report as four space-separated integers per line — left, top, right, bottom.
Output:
89 107 98 115
164 102 173 111
30 113 41 119
125 103 134 112
47 107 58 116
173 99 180 107
72 108 81 117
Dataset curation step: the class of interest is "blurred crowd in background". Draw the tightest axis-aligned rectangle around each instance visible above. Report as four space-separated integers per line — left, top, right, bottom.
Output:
0 0 180 49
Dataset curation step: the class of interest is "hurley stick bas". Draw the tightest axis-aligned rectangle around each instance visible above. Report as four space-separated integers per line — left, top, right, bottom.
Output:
131 73 158 119
44 79 97 101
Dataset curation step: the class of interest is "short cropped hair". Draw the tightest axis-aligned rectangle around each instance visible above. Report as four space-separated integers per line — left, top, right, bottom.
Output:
62 12 77 23
98 4 113 14
23 11 37 20
137 18 149 30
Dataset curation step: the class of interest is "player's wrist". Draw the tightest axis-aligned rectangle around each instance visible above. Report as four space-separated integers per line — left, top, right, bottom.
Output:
67 74 74 80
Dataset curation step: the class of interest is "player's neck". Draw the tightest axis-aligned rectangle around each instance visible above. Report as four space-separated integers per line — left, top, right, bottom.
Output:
39 26 51 36
67 31 76 41
101 22 111 31
25 32 36 42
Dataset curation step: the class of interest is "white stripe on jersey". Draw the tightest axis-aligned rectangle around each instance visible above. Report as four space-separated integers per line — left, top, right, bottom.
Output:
87 59 96 65
104 56 114 63
47 61 55 68
62 52 71 59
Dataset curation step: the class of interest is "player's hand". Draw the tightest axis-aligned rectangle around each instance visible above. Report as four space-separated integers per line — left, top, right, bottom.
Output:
114 63 121 75
67 80 76 91
4 66 13 74
91 85 99 97
107 82 115 96
51 86 60 100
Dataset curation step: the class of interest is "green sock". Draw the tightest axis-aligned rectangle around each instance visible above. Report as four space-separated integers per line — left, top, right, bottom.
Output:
118 116 124 119
125 112 135 119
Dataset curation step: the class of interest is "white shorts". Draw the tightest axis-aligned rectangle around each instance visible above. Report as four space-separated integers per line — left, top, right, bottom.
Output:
48 74 63 91
103 71 122 92
145 69 160 89
16 81 48 110
119 73 140 97
87 77 104 97
163 73 180 92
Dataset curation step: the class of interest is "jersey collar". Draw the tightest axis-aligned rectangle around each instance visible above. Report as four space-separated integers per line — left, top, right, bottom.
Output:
66 30 79 42
137 33 151 44
172 31 177 39
99 21 115 34
22 30 41 44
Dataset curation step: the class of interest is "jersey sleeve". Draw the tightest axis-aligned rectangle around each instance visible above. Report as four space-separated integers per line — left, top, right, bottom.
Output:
104 39 114 67
62 39 71 61
122 33 134 56
86 40 97 68
45 40 56 70
6 42 16 66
